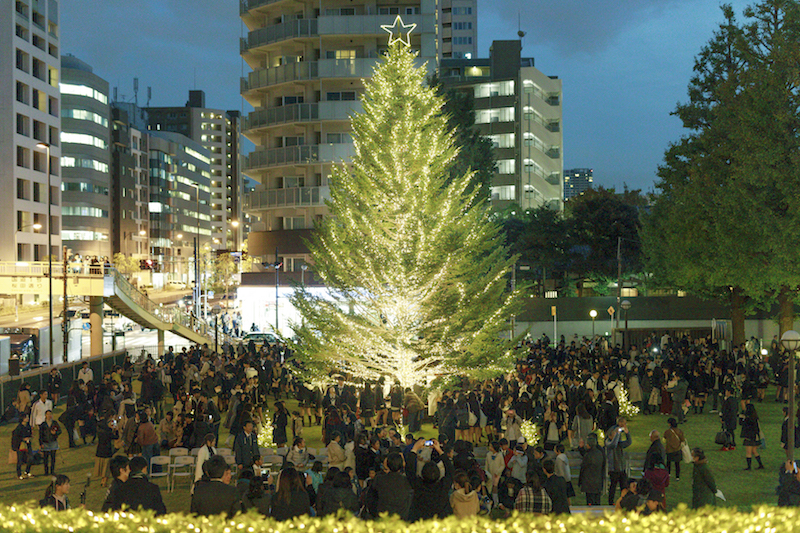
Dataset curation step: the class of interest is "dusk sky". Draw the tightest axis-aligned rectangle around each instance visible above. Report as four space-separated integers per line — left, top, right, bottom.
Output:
61 0 752 192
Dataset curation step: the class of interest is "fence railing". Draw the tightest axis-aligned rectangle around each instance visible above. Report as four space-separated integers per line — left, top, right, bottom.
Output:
0 349 128 414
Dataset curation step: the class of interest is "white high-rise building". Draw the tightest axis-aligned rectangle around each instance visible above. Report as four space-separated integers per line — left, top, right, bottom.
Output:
239 0 448 270
1 0 62 262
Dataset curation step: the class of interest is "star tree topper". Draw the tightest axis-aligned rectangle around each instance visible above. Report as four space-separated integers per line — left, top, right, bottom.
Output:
381 15 417 47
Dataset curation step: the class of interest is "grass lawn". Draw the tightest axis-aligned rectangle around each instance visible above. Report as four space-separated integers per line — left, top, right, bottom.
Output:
0 387 789 513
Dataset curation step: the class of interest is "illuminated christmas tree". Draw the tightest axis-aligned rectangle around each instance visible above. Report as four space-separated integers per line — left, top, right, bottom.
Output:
259 409 275 449
291 26 522 389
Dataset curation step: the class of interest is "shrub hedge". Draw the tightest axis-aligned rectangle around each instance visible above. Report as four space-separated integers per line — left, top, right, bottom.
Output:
0 505 793 533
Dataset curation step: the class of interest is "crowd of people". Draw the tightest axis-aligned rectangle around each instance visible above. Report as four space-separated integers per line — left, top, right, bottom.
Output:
5 330 800 516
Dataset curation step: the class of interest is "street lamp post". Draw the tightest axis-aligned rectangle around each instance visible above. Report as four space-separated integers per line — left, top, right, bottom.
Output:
212 304 221 355
621 299 632 354
781 330 800 462
36 142 53 366
589 309 598 337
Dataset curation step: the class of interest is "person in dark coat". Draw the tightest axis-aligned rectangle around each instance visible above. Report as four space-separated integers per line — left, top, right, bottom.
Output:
233 420 260 471
667 375 689 423
778 459 800 506
721 387 738 450
578 434 605 506
270 467 311 520
11 413 34 479
406 439 454 521
364 451 413 520
316 470 360 516
110 456 167 515
542 458 571 514
101 456 130 512
644 430 667 472
690 448 717 509
191 455 242 516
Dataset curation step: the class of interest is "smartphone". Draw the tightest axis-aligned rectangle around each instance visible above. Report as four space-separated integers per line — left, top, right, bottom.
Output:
424 440 434 446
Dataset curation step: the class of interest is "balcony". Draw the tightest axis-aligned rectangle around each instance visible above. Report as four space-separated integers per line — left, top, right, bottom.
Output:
244 185 330 211
241 19 318 52
243 144 355 171
244 103 319 131
240 0 283 15
243 101 362 132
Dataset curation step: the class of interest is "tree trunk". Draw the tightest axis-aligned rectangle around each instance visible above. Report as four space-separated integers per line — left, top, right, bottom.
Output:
730 287 746 348
778 286 796 339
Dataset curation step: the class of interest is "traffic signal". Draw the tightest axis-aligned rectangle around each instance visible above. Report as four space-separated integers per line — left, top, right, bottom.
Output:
139 259 148 270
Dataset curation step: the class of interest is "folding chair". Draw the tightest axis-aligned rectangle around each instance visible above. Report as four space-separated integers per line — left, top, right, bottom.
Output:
216 447 232 456
169 447 189 459
191 448 202 457
169 455 195 492
150 456 171 486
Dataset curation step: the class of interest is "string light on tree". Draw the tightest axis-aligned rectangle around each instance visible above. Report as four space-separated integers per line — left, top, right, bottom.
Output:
618 386 640 419
259 410 275 449
520 419 541 447
289 27 524 390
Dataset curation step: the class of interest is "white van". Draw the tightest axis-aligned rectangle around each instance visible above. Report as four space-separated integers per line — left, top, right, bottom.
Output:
166 280 187 290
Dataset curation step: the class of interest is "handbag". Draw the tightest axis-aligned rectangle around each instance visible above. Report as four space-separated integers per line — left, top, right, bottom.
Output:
468 408 478 426
479 409 488 428
715 431 729 446
681 440 692 463
8 450 17 465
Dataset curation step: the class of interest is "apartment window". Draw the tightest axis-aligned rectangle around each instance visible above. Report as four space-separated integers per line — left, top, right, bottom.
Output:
48 66 58 87
17 179 30 200
326 133 352 144
15 1 28 17
16 24 28 40
16 113 30 137
48 43 58 57
453 22 473 30
476 107 515 124
32 57 45 81
326 49 356 60
453 7 473 14
490 185 516 201
281 136 304 147
496 159 515 174
48 96 58 116
16 81 29 104
453 37 473 45
49 126 58 146
324 7 355 15
33 182 41 202
474 81 514 98
378 7 399 14
282 176 304 188
281 95 304 105
282 217 305 230
488 133 515 149
32 9 44 29
16 48 29 72
17 146 30 168
326 91 356 101
32 33 45 50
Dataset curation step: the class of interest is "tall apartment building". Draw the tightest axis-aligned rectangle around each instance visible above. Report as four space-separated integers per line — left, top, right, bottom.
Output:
440 40 564 211
147 130 212 284
147 91 243 253
440 0 477 59
110 102 150 260
1 0 62 262
60 54 111 260
563 168 593 200
239 0 443 269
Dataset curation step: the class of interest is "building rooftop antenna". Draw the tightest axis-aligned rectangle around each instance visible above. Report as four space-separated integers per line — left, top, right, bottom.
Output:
517 11 526 45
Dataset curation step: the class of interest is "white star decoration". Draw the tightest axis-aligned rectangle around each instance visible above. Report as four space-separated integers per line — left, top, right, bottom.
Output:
381 15 417 47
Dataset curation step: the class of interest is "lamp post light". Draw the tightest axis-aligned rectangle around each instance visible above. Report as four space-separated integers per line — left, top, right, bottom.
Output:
212 304 222 355
589 309 598 337
781 330 800 462
300 263 308 287
36 142 53 366
621 299 632 353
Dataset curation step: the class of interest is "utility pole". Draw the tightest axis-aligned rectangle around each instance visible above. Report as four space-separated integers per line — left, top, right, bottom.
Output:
63 246 68 362
615 236 622 347
275 247 280 332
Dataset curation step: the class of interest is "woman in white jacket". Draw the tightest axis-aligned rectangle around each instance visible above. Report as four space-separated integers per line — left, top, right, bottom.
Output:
484 441 506 504
194 433 216 486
